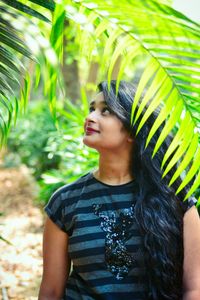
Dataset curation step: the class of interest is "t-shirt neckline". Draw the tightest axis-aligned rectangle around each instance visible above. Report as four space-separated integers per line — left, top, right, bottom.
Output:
90 172 135 187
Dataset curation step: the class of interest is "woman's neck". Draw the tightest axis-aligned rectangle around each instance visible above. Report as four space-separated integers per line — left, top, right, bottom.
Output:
94 152 134 185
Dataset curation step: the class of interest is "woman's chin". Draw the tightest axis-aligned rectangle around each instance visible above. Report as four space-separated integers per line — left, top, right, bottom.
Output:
83 136 97 149
83 136 98 150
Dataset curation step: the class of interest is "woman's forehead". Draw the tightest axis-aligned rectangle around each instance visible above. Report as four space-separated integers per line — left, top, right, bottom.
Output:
89 92 107 106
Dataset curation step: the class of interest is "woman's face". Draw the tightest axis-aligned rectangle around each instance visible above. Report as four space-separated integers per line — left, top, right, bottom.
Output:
83 92 133 152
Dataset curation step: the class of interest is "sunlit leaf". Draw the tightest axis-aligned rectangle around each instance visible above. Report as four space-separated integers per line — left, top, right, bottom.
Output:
176 148 200 195
184 171 200 200
169 133 199 186
161 111 191 168
131 58 159 124
162 121 194 178
145 84 175 148
152 99 183 157
2 0 51 22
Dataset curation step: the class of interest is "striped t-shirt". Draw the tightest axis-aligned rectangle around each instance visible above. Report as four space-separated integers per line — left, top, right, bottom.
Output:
45 172 148 299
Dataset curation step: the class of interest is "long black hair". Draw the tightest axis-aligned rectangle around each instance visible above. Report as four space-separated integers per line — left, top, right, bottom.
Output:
98 80 189 299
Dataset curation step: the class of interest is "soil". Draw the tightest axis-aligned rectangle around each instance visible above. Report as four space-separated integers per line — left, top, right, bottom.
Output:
0 165 44 300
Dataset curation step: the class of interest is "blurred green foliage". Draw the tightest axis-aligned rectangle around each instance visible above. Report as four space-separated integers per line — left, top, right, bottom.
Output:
6 101 60 179
6 95 98 204
38 97 98 205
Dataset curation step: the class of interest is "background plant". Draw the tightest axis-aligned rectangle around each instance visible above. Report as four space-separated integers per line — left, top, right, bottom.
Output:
39 93 98 203
5 91 98 204
6 100 60 178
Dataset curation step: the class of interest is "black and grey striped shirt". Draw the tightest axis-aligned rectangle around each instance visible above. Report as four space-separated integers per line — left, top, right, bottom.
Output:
45 172 148 299
45 172 196 299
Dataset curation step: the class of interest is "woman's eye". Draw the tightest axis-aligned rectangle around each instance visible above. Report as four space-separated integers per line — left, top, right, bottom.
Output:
89 107 95 113
88 106 111 115
102 107 111 115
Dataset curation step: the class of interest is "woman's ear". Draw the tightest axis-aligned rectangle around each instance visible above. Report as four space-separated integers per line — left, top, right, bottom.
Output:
127 135 134 143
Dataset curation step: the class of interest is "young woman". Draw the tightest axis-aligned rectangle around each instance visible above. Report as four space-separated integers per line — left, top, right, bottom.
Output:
39 81 200 300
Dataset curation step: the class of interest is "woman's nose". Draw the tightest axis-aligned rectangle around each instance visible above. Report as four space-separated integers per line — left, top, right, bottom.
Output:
86 110 98 123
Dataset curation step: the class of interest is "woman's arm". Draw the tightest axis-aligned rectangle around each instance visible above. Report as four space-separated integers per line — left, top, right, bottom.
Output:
183 206 200 300
38 217 71 300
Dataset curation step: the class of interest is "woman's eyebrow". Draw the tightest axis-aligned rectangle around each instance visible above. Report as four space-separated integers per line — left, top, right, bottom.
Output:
89 100 107 106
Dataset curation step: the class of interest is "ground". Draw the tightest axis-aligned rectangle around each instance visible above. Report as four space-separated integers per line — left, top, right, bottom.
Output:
0 166 44 300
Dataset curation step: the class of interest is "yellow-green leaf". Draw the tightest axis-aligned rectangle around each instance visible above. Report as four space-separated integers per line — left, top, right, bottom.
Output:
169 133 199 185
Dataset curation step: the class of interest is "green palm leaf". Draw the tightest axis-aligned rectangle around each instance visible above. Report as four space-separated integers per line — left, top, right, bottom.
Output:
2 0 51 22
62 0 200 198
0 0 52 142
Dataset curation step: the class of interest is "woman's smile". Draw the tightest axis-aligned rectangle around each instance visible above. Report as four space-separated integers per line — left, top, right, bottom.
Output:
85 126 100 135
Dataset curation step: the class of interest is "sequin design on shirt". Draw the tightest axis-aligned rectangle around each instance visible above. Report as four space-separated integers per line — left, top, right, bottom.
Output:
93 203 136 280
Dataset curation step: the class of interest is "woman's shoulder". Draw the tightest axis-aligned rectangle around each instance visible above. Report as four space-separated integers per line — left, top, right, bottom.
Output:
44 173 93 233
50 172 93 200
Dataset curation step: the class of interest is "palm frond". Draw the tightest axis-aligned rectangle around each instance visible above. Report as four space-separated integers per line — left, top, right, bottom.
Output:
27 0 55 11
64 0 200 198
0 0 53 142
2 0 52 22
47 2 65 118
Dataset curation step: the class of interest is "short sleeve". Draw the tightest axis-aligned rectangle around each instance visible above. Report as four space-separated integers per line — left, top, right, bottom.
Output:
180 196 198 214
44 187 68 233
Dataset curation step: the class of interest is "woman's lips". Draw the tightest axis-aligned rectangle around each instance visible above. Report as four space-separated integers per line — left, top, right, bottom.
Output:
85 127 100 135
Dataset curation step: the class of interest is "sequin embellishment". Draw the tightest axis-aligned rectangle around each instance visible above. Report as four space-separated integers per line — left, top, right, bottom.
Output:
93 203 136 280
